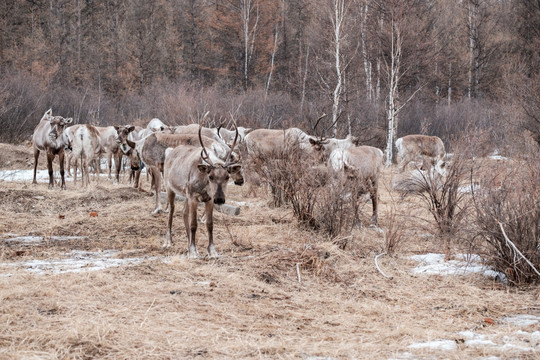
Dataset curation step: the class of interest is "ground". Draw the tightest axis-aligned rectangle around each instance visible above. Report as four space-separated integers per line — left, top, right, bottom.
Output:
0 142 538 359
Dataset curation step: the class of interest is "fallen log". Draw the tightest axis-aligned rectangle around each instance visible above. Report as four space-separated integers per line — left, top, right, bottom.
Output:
159 192 240 216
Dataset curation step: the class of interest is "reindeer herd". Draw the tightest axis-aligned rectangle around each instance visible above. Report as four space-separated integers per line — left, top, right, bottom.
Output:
30 109 448 258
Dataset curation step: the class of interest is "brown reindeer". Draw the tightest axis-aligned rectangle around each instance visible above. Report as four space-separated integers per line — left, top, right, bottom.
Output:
32 109 73 189
395 134 445 173
162 126 242 258
120 130 243 214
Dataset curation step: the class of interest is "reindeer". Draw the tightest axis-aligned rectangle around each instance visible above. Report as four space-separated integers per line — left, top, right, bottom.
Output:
162 126 242 258
328 146 384 226
392 159 447 196
65 124 102 187
395 134 445 173
174 123 228 146
146 118 167 132
119 129 243 214
32 109 73 189
119 125 144 186
94 126 123 182
217 124 252 145
243 127 317 157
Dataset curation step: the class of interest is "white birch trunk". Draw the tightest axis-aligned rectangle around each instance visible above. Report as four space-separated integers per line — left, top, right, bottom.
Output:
467 1 474 99
241 0 259 90
300 47 309 114
265 26 279 99
360 2 372 101
385 19 401 167
447 61 452 106
331 0 346 137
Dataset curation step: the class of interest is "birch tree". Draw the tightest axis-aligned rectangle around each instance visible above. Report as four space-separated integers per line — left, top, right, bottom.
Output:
329 0 348 136
238 0 260 90
374 0 435 166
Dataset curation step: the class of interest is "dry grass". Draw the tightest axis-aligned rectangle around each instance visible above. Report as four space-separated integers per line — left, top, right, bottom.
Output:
0 143 539 359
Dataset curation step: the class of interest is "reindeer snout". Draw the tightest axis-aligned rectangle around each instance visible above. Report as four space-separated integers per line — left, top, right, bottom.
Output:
214 197 225 205
234 178 244 186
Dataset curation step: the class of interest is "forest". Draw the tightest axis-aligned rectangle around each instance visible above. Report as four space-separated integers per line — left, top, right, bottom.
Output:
0 0 539 156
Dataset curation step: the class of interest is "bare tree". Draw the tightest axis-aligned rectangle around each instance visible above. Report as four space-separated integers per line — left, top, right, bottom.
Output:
372 0 436 166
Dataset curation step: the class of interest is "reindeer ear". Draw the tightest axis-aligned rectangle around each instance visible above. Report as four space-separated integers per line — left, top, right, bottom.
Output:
45 109 52 116
113 125 120 131
128 125 136 132
309 137 318 146
198 164 211 174
64 117 73 124
227 164 242 174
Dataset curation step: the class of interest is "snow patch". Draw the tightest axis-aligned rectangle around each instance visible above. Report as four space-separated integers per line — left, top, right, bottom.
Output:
2 235 87 244
410 253 506 281
0 250 168 276
0 169 111 183
503 314 540 327
407 340 457 351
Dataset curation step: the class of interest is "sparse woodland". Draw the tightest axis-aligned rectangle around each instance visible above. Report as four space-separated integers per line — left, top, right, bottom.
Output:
0 0 538 150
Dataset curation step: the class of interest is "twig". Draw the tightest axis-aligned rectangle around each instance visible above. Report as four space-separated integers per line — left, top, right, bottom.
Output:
498 222 540 276
296 263 302 283
374 252 393 279
140 297 156 328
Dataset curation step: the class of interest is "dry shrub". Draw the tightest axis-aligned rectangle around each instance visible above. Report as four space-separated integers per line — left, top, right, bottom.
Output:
382 207 405 256
415 149 471 237
472 150 540 285
250 140 362 237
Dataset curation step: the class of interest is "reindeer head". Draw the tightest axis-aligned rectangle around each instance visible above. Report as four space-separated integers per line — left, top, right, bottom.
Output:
199 124 243 204
114 125 136 153
44 109 73 144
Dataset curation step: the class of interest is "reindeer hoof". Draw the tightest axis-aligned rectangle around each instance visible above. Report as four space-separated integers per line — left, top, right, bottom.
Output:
207 246 219 259
151 208 163 215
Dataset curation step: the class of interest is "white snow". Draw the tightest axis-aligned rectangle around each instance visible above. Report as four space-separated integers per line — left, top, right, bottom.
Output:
410 253 506 281
0 169 113 183
2 235 87 244
503 314 540 327
407 340 457 351
0 250 168 277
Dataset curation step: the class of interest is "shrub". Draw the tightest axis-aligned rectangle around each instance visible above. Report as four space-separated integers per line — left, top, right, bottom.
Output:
250 139 362 237
472 149 540 285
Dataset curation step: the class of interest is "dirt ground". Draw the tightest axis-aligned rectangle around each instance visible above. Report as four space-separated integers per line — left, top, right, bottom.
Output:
0 142 538 359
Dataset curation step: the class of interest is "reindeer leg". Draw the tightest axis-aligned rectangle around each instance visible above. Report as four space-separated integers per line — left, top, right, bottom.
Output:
66 153 73 177
33 147 40 184
134 169 141 190
59 151 66 190
186 198 200 259
107 152 112 179
369 177 379 226
73 156 78 184
205 201 218 258
163 189 176 249
114 152 122 184
151 167 164 214
46 152 55 189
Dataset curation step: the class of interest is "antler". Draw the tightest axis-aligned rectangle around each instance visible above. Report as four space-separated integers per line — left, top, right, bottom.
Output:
224 114 239 165
311 113 328 143
312 113 327 133
198 124 212 165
